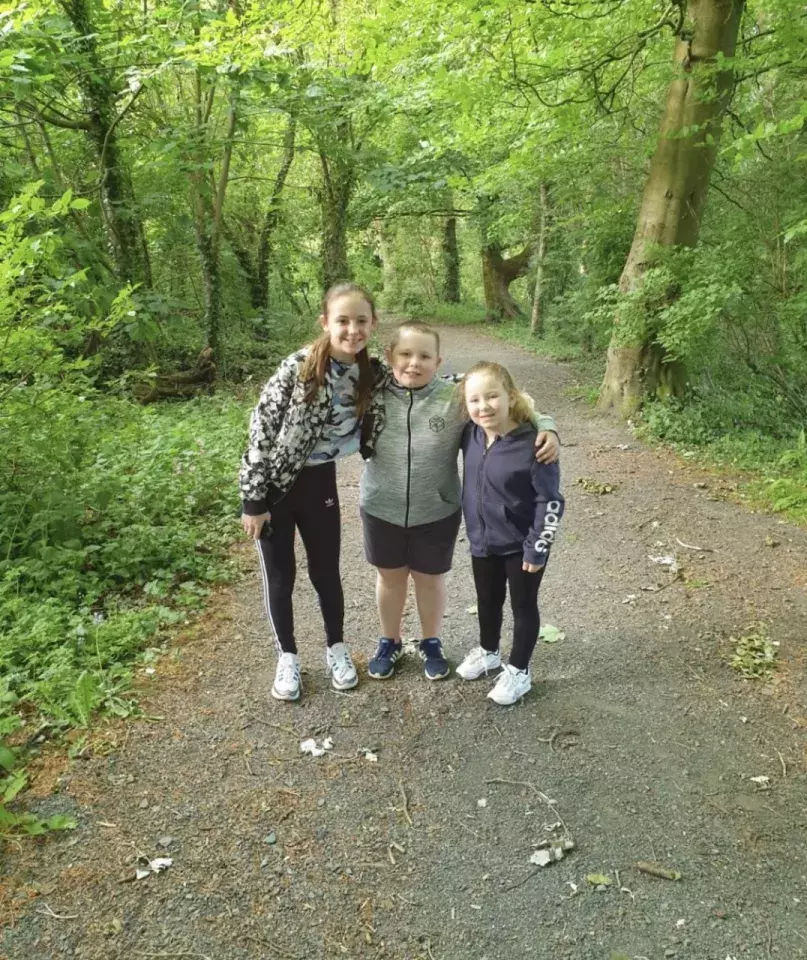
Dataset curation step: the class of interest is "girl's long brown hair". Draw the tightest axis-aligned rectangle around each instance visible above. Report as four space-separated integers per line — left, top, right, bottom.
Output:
462 361 534 424
300 281 378 417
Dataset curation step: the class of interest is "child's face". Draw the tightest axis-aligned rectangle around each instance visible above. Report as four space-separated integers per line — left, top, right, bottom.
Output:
387 330 442 388
464 371 512 433
319 292 377 362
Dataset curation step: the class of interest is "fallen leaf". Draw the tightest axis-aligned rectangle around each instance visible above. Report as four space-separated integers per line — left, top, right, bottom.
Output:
539 624 565 644
576 477 617 495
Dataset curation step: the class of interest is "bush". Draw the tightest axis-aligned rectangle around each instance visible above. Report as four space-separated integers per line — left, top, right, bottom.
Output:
0 391 249 732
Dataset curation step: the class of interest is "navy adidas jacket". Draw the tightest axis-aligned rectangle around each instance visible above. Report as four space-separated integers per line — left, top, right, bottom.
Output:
461 422 564 567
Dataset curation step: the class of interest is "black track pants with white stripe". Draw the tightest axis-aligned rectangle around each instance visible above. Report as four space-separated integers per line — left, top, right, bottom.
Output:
254 462 344 654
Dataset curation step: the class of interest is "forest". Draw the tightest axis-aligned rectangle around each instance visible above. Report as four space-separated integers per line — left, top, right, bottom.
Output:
1 0 805 830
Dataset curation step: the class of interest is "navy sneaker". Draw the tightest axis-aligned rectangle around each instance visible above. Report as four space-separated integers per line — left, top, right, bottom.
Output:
419 638 449 681
368 638 403 679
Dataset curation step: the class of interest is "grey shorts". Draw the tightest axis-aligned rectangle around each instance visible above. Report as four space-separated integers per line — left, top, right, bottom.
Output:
360 509 462 575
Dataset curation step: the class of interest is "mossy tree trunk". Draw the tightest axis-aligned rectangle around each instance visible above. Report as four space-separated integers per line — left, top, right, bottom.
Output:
482 243 532 322
598 0 744 416
442 216 461 303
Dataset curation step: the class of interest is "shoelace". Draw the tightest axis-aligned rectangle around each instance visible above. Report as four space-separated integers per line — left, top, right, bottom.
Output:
498 668 524 692
277 659 298 684
330 647 353 671
422 640 444 659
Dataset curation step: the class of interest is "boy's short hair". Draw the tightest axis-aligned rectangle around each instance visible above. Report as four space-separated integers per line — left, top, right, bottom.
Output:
388 321 440 354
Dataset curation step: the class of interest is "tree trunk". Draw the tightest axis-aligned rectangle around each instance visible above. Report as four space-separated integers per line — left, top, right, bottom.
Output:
223 224 263 308
482 244 532 322
442 216 461 302
598 0 744 416
319 124 355 290
195 229 222 358
530 182 549 337
58 0 151 289
256 116 296 311
222 116 296 313
320 169 353 289
190 77 238 360
378 226 397 298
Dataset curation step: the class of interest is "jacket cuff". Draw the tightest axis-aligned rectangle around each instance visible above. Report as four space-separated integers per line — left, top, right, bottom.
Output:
523 543 549 567
242 498 269 516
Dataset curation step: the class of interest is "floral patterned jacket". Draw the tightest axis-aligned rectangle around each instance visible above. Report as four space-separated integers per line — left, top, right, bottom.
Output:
239 348 388 515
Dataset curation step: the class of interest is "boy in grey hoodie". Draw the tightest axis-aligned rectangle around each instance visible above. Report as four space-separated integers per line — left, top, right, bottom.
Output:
358 322 558 680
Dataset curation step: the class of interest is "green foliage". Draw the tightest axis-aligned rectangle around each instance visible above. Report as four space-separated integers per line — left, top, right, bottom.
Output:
640 405 807 523
0 744 77 838
0 183 129 378
1 393 248 733
729 626 779 680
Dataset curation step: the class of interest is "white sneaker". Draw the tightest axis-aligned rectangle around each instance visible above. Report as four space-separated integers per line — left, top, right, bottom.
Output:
487 664 531 705
456 645 502 680
326 643 358 691
272 653 301 701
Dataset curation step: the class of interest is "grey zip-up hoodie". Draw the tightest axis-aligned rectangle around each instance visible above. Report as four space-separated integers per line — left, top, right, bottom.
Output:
360 377 557 528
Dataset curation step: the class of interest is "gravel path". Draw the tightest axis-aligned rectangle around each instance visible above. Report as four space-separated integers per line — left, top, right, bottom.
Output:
3 323 807 960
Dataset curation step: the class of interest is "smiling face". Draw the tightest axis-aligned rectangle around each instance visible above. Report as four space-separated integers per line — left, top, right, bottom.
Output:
387 328 442 388
319 291 377 363
464 370 515 436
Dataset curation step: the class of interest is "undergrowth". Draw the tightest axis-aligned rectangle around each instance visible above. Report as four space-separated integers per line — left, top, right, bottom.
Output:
640 401 807 525
1 392 250 835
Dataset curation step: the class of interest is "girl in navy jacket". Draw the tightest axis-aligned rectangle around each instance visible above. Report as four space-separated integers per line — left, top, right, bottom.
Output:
458 361 564 705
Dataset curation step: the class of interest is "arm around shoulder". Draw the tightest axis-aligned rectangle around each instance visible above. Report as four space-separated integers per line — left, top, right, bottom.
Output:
531 411 557 436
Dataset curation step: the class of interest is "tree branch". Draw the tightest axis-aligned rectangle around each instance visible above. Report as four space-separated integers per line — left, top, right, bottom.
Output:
32 106 91 131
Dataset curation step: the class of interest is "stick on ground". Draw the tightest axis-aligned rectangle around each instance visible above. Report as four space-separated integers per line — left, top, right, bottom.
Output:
399 779 414 827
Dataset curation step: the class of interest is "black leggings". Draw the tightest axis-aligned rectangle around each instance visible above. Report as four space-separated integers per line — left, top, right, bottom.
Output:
254 463 344 654
471 554 545 671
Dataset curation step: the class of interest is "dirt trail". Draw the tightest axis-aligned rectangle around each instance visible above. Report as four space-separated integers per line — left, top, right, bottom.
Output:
3 325 807 960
